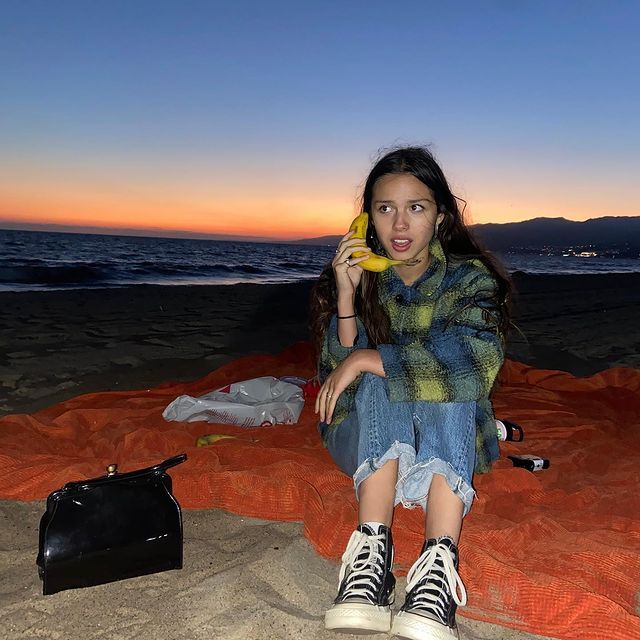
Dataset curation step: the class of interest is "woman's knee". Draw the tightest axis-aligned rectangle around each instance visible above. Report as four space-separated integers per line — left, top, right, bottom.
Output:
360 371 386 386
412 400 475 423
355 372 387 401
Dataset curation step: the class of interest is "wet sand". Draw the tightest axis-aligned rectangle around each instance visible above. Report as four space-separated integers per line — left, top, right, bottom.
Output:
2 273 639 416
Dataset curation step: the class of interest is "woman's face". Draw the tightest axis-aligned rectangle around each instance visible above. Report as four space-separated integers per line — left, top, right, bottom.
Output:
370 173 444 279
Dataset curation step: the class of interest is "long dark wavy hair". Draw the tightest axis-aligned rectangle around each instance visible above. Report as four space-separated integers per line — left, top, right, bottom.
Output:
309 145 512 360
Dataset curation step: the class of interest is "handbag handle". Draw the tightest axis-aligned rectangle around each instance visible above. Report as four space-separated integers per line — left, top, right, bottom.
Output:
106 454 188 477
153 454 188 473
48 453 189 502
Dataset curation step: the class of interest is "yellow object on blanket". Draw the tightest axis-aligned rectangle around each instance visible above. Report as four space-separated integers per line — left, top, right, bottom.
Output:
196 434 238 447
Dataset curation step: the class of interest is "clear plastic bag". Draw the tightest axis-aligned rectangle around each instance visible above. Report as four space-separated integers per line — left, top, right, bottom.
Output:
162 376 305 427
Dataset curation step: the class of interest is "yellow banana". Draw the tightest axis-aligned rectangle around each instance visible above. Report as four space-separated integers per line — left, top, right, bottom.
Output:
347 212 405 272
348 211 369 240
354 253 407 272
196 434 237 447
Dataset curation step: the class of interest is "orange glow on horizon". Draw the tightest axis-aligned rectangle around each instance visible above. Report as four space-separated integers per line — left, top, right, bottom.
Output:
1 184 638 239
0 187 356 240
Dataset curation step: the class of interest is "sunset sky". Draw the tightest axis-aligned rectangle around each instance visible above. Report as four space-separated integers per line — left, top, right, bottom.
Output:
1 1 639 240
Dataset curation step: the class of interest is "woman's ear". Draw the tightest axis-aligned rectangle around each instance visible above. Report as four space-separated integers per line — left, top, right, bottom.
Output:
434 212 446 236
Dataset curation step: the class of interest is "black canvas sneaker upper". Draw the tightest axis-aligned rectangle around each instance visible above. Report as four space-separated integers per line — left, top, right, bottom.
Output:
399 535 467 629
333 524 395 607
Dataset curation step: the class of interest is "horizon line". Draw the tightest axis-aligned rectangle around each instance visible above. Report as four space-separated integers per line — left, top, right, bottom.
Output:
1 214 637 244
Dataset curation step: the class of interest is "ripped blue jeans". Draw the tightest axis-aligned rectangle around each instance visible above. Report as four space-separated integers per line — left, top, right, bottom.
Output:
319 372 477 516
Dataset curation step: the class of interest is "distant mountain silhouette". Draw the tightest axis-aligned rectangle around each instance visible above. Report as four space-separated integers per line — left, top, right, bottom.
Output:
6 216 638 250
0 221 277 244
291 234 342 246
293 216 640 251
471 216 640 250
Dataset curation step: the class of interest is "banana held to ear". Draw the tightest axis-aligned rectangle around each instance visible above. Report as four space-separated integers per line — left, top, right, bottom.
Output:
348 212 406 272
348 211 370 240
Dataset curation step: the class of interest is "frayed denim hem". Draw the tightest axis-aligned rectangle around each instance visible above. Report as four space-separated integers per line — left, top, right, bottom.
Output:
352 441 476 517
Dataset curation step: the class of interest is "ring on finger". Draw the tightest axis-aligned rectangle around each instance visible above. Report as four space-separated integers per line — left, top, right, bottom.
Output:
327 392 332 398
345 258 351 267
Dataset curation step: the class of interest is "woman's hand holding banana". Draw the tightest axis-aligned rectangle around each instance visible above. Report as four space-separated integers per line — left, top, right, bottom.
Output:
333 211 417 296
340 212 409 271
332 231 371 295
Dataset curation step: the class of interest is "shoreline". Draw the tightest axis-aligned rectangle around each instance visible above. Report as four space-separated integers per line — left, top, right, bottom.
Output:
1 281 315 415
2 273 639 415
2 267 640 296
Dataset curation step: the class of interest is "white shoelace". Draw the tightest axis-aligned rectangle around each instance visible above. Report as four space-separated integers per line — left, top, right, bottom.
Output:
404 541 467 620
338 530 388 601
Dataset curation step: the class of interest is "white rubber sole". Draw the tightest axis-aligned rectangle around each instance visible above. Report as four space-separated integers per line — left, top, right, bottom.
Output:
324 602 392 634
391 610 459 640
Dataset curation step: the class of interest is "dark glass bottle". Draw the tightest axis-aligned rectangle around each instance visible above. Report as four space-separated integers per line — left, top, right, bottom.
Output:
496 419 524 442
508 455 550 472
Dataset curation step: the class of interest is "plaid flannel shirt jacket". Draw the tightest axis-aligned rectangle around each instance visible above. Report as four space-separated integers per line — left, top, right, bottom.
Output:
319 238 504 474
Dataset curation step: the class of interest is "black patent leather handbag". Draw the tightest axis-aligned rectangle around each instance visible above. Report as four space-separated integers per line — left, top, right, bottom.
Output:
36 453 187 595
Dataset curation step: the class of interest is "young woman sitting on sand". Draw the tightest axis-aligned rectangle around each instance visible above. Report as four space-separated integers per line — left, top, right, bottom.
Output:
310 145 511 639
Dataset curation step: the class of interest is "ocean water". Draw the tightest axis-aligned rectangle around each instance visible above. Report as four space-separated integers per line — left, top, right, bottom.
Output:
497 252 640 275
0 229 336 292
1 229 639 292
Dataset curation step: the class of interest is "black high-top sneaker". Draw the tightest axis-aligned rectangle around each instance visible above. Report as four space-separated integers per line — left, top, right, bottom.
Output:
391 536 467 640
324 524 395 634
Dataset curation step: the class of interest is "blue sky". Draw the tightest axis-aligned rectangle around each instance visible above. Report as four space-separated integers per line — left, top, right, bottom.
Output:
1 0 638 238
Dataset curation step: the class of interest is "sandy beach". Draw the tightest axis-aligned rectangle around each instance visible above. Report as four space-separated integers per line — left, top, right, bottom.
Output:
2 501 556 640
2 273 639 416
2 273 639 639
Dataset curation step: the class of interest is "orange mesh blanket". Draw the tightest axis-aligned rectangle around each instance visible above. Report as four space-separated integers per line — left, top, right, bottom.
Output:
1 341 638 639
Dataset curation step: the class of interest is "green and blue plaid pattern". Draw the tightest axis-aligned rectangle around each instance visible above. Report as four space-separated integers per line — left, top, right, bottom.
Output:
319 238 503 474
